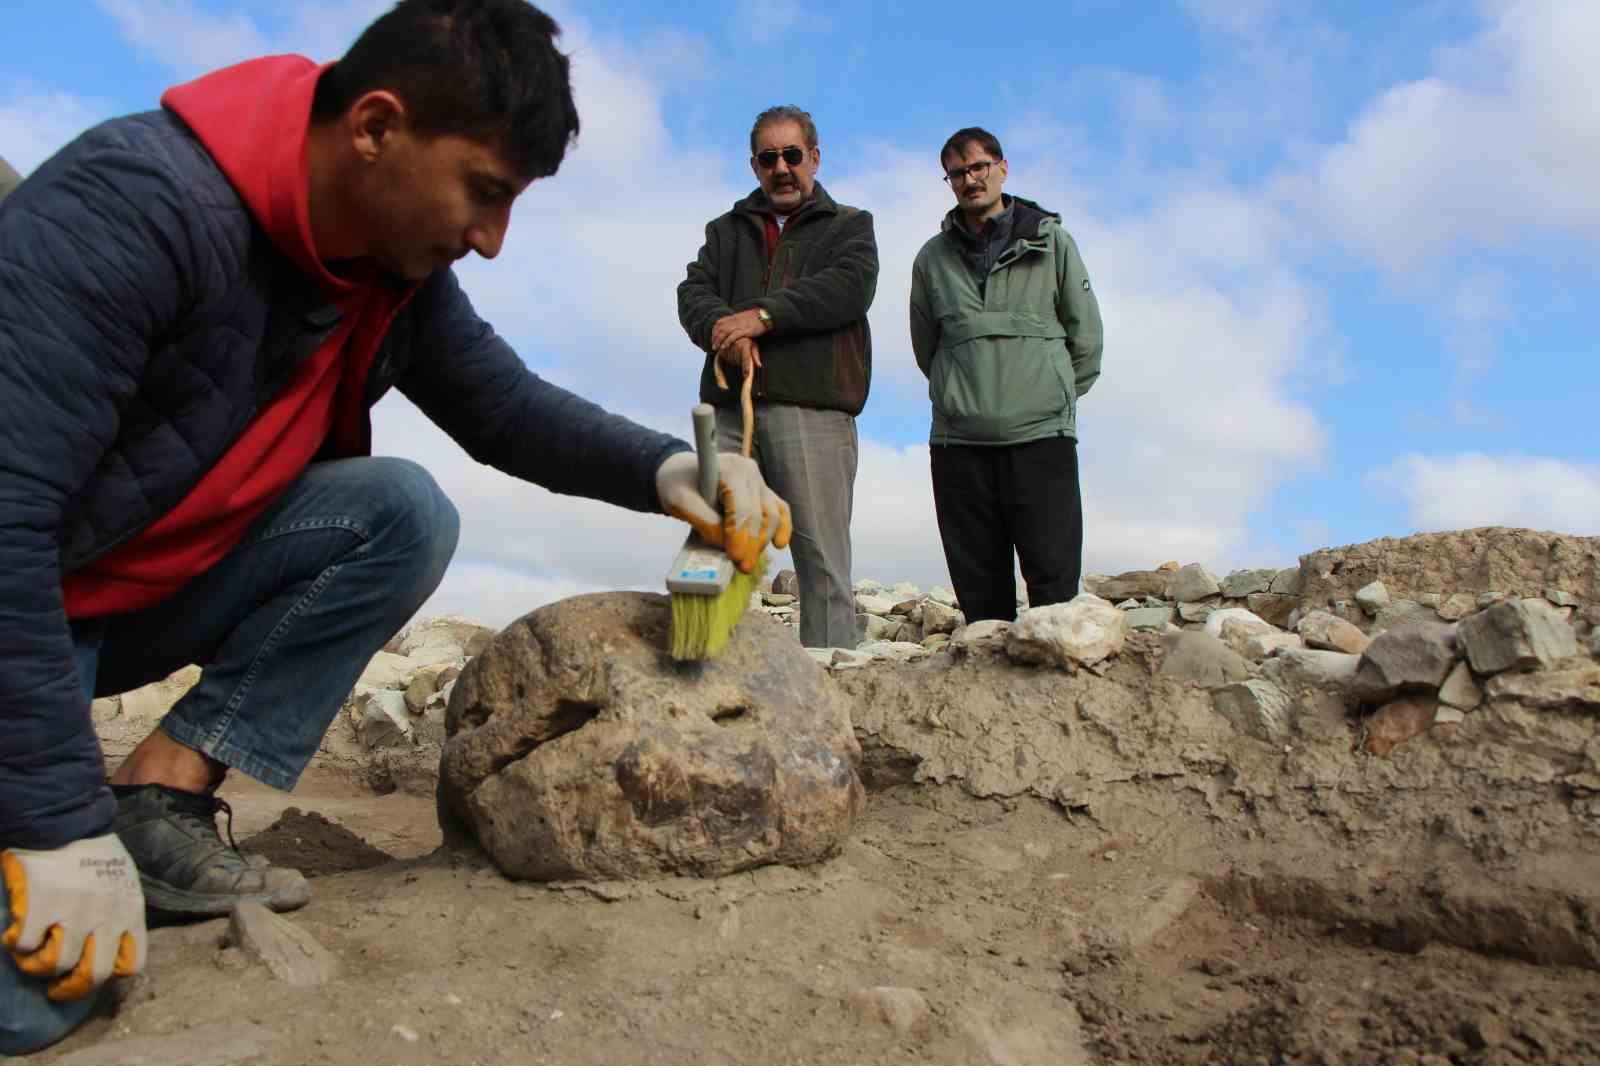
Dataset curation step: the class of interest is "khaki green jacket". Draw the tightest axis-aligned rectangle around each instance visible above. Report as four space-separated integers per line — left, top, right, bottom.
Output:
910 196 1103 445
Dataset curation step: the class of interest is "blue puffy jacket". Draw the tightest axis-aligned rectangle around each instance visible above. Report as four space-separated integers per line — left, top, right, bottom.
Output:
0 109 688 850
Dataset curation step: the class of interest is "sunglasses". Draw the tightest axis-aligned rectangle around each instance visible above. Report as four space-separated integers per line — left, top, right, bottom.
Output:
755 145 808 169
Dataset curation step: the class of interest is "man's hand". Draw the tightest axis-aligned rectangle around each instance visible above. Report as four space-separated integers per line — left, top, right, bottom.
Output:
713 337 761 391
2 834 146 1002
657 451 792 573
710 308 771 353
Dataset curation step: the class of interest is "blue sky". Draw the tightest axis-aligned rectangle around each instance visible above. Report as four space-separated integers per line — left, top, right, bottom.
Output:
3 0 1596 626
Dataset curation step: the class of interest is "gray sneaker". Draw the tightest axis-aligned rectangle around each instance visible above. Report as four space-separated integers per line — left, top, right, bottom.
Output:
112 784 310 918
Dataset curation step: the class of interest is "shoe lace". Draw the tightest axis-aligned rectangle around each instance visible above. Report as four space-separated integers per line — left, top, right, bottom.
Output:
211 796 240 851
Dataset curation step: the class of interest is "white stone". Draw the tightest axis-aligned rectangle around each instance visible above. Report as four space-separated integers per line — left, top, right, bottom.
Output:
1438 660 1483 711
953 620 1010 647
858 641 929 663
1178 602 1214 623
358 650 419 690
1269 567 1302 595
1220 568 1276 598
390 614 491 661
920 600 963 635
858 613 900 643
227 902 342 987
1204 607 1270 639
928 586 959 607
1168 564 1221 603
1546 588 1577 608
891 582 921 599
1005 595 1127 669
118 665 203 723
352 689 412 749
1356 580 1391 616
828 649 874 670
1263 648 1361 690
1245 631 1304 660
1434 706 1467 725
855 592 900 616
1211 679 1294 740
1125 606 1175 630
853 578 887 595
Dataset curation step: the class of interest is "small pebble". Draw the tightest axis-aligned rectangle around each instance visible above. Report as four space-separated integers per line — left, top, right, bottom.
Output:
391 1025 419 1043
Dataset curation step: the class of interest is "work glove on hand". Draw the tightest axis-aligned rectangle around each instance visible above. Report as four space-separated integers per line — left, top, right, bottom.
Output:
2 834 146 1002
657 451 792 574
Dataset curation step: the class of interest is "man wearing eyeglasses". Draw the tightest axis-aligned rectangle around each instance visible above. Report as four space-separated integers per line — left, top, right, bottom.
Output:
678 106 879 649
909 127 1104 623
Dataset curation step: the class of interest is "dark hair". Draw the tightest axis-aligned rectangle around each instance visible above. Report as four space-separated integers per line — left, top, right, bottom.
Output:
940 127 1004 170
749 106 818 155
313 0 579 180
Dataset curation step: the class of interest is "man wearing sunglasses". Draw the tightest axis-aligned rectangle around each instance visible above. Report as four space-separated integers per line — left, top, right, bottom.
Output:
678 106 879 649
909 127 1104 623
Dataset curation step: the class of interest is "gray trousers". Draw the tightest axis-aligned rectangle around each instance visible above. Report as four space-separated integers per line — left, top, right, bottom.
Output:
716 403 858 648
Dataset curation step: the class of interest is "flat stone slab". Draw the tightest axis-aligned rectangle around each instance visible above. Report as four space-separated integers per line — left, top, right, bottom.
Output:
440 592 865 881
227 901 342 987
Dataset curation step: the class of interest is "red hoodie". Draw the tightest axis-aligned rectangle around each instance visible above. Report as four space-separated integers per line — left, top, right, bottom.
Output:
62 57 416 618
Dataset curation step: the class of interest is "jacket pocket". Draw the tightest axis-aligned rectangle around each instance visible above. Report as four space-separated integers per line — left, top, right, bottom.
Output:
930 312 1073 440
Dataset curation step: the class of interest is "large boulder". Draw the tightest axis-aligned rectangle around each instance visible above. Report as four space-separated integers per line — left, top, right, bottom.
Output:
438 592 865 881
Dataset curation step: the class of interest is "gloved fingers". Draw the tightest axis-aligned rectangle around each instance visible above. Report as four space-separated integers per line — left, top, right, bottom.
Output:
45 931 105 1003
12 923 67 977
112 929 145 978
665 502 724 550
768 489 793 550
0 850 29 950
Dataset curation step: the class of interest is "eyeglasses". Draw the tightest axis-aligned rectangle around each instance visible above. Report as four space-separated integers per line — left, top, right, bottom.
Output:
943 160 996 186
755 145 807 169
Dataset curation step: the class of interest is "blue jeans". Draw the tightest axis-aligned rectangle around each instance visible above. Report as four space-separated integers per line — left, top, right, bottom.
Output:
1 457 458 1054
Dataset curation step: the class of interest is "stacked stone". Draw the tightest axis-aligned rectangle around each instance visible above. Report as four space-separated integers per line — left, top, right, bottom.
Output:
342 616 495 751
1200 598 1595 752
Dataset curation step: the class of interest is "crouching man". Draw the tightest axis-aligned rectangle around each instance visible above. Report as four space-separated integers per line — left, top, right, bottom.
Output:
0 0 789 1053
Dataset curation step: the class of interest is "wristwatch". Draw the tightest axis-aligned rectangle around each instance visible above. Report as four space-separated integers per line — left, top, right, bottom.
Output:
755 307 774 330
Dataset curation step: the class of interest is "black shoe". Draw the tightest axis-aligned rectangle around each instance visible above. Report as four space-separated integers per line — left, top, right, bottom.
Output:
112 784 310 918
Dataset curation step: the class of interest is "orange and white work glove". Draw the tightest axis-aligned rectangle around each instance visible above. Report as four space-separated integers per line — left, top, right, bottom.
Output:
2 834 146 1002
656 451 792 574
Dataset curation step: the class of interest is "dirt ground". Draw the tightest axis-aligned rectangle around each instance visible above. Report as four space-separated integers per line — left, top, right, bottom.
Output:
31 616 1600 1066
23 763 1599 1066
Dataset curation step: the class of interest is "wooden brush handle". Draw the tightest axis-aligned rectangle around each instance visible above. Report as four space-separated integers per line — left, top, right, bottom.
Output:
740 365 755 458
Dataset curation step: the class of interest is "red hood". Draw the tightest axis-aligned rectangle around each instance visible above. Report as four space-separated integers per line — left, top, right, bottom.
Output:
162 56 349 291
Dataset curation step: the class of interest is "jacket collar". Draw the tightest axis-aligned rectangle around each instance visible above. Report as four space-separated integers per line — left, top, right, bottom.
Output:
734 180 839 222
940 194 1058 243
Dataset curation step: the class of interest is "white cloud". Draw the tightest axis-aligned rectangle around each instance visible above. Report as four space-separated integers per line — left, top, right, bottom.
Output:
0 91 111 174
1379 454 1600 534
735 0 802 45
1298 0 1600 271
96 0 272 76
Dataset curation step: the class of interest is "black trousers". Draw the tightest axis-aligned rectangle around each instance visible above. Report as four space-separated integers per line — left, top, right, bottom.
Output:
930 436 1083 623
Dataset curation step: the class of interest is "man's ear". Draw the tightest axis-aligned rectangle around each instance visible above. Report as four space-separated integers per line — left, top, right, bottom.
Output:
347 90 407 162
